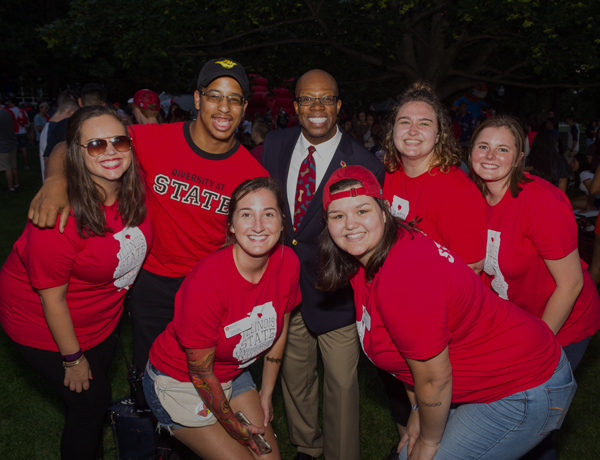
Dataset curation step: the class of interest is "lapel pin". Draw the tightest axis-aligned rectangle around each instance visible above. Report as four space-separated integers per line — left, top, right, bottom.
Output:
340 161 347 167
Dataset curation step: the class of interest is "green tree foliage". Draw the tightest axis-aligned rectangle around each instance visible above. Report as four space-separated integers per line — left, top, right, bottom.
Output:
38 0 600 102
0 0 73 97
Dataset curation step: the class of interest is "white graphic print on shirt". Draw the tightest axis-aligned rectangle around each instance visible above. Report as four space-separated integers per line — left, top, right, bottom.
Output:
356 306 375 366
434 241 454 263
484 230 509 300
112 227 148 290
391 195 410 220
232 302 278 369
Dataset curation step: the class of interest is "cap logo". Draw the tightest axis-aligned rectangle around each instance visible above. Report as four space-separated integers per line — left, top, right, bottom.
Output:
215 60 237 69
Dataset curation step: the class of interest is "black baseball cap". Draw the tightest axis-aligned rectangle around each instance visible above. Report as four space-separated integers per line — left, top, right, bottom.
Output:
197 58 249 96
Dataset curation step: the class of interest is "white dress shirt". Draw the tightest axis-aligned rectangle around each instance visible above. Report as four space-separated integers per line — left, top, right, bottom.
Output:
287 126 343 215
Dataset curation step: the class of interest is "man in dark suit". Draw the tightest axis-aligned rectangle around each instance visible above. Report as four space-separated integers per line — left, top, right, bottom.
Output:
262 69 385 460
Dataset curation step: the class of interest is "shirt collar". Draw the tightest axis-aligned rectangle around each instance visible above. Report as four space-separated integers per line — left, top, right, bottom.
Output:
299 125 342 161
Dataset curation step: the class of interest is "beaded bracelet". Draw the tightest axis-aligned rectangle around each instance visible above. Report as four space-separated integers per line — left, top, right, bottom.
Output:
62 355 86 368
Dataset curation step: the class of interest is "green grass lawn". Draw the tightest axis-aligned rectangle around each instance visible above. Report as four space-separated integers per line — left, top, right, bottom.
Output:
1 146 599 459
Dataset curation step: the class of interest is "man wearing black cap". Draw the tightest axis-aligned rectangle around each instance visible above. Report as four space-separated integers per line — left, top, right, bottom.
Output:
29 58 267 375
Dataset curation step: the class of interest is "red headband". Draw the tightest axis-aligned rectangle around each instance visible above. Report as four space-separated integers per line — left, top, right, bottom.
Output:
322 166 383 210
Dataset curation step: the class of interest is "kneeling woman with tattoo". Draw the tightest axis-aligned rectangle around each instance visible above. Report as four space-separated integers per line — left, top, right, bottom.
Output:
318 165 577 460
144 177 301 460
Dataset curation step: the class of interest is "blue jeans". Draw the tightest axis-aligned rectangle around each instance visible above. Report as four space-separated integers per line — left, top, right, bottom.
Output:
399 351 576 460
519 336 592 460
143 361 256 433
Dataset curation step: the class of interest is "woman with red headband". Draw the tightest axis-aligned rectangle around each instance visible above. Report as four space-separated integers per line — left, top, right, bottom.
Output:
318 165 576 460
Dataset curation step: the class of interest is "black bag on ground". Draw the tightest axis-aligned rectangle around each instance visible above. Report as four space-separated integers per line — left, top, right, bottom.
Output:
108 397 155 460
108 334 155 459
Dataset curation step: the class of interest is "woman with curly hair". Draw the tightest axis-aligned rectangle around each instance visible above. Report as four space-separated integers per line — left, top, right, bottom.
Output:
379 83 488 456
382 82 487 273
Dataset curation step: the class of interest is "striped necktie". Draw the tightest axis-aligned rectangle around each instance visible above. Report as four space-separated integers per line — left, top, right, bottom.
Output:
293 145 316 232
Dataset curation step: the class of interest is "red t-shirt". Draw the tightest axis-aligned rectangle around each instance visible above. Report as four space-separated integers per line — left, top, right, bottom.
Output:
483 174 600 346
351 230 560 404
149 244 302 383
129 122 268 277
0 204 152 351
383 166 486 264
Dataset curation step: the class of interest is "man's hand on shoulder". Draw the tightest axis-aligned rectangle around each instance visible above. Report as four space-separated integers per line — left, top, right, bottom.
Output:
28 142 71 232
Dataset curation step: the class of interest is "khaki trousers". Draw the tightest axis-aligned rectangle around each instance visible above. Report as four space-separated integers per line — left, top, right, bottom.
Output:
281 309 360 460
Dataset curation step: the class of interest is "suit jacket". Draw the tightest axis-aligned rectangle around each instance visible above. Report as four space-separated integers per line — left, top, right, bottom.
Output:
262 126 385 334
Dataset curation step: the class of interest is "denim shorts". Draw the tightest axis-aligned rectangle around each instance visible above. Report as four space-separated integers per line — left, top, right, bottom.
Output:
143 361 256 433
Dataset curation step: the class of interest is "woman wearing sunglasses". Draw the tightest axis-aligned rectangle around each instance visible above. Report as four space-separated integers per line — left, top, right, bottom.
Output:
319 165 577 460
0 105 152 460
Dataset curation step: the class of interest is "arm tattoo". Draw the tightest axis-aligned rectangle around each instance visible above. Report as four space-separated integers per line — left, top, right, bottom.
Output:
265 356 282 364
187 349 215 375
187 349 250 444
418 400 442 407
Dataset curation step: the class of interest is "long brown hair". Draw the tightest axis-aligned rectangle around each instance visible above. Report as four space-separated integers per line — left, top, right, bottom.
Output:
317 178 414 292
66 105 146 237
224 176 286 247
383 81 461 174
468 115 532 199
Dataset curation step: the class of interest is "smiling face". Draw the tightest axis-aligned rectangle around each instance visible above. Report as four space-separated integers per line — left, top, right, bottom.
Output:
193 76 247 152
80 115 132 195
326 189 386 266
294 70 342 145
471 127 522 191
230 188 283 262
393 101 440 166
